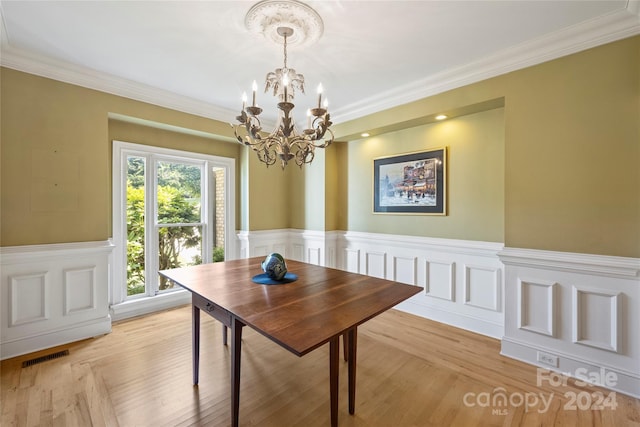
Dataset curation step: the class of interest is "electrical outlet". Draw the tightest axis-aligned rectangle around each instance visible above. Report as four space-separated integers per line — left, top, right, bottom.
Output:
537 351 559 367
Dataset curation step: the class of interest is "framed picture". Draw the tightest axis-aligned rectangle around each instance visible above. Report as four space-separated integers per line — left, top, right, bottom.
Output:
373 147 447 215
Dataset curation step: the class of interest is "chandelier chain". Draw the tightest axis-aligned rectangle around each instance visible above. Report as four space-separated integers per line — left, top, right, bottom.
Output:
283 32 288 70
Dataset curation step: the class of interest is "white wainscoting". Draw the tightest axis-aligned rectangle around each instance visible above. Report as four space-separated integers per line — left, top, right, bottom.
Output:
233 229 640 397
1 241 114 359
499 247 640 398
237 229 505 338
338 231 505 339
237 229 340 267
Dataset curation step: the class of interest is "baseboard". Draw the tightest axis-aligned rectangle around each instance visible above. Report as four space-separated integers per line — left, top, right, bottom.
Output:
501 337 640 399
1 315 112 360
396 299 504 339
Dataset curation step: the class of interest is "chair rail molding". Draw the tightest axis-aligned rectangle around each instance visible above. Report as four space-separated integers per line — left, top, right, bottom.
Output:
1 240 114 360
498 247 640 278
499 247 640 398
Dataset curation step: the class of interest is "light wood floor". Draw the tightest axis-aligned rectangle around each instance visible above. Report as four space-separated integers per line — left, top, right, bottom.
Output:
2 306 638 426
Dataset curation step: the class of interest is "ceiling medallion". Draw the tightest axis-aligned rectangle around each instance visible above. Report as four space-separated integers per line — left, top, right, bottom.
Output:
244 0 324 47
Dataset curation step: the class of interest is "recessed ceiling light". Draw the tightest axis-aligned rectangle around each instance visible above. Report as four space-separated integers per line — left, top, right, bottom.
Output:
361 133 370 137
435 115 448 121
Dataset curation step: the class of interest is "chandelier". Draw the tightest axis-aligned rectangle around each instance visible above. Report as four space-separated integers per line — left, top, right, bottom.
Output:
232 2 334 169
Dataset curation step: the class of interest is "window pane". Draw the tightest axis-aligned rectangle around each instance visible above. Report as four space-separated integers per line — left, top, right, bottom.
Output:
126 156 146 297
212 167 225 263
157 225 202 290
157 161 201 224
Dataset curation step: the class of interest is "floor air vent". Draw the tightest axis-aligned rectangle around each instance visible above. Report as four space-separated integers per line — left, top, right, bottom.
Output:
21 349 69 368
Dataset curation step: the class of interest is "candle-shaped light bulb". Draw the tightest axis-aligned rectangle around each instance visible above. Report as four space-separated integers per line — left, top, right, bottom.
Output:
307 109 312 128
251 80 258 106
317 83 323 108
323 98 329 111
282 73 289 101
241 92 247 110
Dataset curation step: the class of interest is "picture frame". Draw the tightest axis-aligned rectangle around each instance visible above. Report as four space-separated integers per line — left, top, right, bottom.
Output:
373 147 447 215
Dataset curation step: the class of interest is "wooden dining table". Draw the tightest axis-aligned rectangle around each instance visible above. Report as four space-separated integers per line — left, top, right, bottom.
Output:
159 257 422 427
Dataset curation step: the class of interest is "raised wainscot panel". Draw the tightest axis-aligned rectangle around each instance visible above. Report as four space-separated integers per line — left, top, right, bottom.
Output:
393 256 417 285
344 249 360 274
64 267 97 315
10 272 49 327
291 243 305 262
253 245 270 257
326 246 336 269
366 251 386 279
572 285 621 353
239 246 248 259
308 247 321 266
464 264 501 311
273 243 287 257
518 278 556 337
425 260 455 301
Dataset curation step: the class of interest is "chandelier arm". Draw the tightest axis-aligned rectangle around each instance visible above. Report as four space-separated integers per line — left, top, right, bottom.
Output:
308 128 334 148
233 125 253 147
310 113 333 142
245 115 263 140
257 137 279 166
257 149 277 166
257 134 297 169
293 143 315 167
233 118 264 147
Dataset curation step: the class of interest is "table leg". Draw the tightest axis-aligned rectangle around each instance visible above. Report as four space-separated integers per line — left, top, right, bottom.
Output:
329 335 339 427
222 324 228 346
231 317 244 427
347 327 357 414
342 333 348 361
192 304 200 385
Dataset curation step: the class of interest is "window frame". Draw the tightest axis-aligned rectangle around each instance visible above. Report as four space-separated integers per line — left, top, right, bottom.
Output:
112 140 236 311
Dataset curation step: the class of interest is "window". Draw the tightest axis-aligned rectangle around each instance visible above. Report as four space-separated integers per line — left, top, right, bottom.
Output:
112 141 235 312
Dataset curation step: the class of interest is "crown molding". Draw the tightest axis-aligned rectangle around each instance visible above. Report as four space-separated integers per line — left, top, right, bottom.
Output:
332 5 640 123
0 43 236 123
1 4 638 127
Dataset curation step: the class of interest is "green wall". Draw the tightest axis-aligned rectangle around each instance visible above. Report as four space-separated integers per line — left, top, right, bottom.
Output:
333 35 639 257
245 153 290 230
324 141 347 231
502 38 639 256
0 68 242 246
345 108 505 242
1 35 639 258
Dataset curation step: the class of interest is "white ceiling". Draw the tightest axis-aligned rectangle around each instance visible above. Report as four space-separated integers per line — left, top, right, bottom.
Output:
1 1 639 130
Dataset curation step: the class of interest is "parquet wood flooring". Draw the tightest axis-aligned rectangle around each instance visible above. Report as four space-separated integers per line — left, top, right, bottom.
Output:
2 305 638 426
